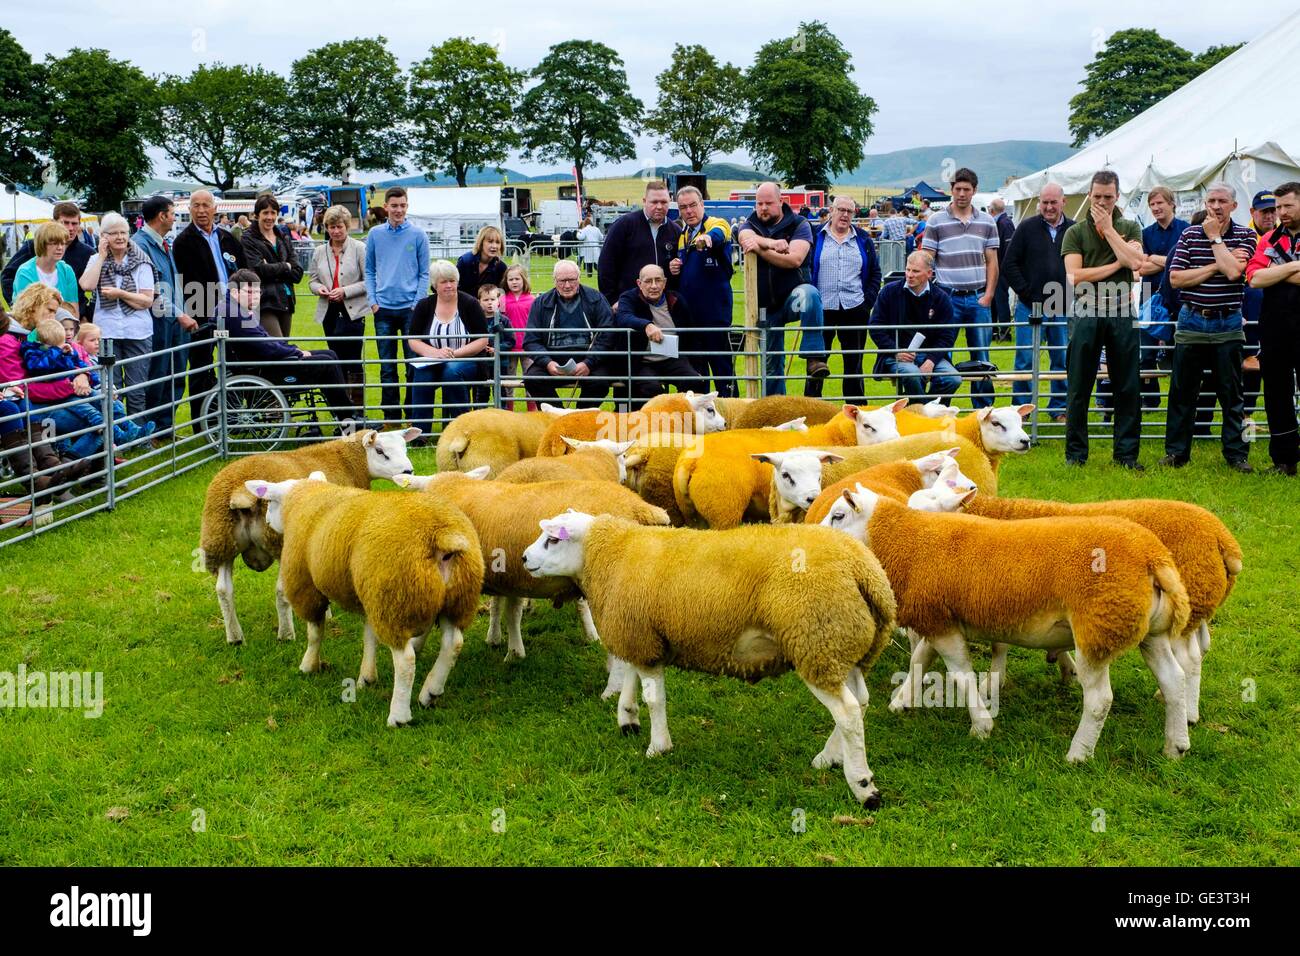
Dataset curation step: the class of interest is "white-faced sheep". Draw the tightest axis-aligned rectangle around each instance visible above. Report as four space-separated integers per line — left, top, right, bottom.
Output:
199 428 420 645
808 432 1001 501
730 395 841 430
496 438 633 484
882 403 1035 472
537 391 725 457
802 451 973 525
523 513 897 808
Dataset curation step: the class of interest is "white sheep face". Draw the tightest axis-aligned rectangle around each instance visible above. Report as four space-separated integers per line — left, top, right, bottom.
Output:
915 398 956 419
362 428 420 479
686 391 726 434
847 399 906 446
820 483 878 543
909 447 963 488
754 450 844 513
562 437 636 483
244 471 326 534
938 458 977 491
523 511 597 579
978 405 1034 454
908 481 976 513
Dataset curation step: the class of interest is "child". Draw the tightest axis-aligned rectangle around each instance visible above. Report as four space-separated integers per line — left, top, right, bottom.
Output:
499 265 535 410
472 284 506 409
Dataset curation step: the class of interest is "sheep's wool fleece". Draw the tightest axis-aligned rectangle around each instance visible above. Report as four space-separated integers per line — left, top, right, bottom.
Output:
815 433 997 497
436 409 556 476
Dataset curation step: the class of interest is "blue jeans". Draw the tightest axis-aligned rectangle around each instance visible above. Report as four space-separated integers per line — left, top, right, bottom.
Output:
0 397 29 437
32 402 104 458
944 290 994 408
1012 302 1068 415
881 356 961 402
410 360 478 435
373 307 414 422
145 316 191 432
760 283 826 395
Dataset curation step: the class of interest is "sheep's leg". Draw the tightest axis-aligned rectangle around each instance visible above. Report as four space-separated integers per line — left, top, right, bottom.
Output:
1198 621 1211 656
807 680 881 809
577 598 599 642
601 655 627 701
1139 635 1190 759
358 621 379 687
485 596 504 646
930 633 996 739
616 662 640 735
812 726 843 769
410 630 428 655
906 628 921 654
636 665 672 756
418 617 465 707
274 572 296 642
1056 650 1077 683
1169 635 1202 726
215 562 243 645
849 666 870 709
387 640 417 727
1066 650 1114 763
990 643 1009 687
503 596 526 661
889 636 937 712
299 618 325 674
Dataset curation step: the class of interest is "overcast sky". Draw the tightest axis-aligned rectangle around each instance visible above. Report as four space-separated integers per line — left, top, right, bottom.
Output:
9 0 1295 181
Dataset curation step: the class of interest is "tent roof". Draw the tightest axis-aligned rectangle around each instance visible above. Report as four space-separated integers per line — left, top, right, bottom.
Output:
0 190 58 225
1005 11 1300 201
888 180 950 203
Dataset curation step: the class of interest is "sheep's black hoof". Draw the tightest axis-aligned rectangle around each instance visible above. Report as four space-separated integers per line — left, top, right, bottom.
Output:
621 723 641 736
862 790 882 811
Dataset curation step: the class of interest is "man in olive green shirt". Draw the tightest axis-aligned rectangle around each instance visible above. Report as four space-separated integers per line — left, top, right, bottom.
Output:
1061 170 1149 468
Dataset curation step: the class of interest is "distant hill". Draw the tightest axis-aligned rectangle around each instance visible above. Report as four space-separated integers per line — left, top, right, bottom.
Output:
840 141 1077 188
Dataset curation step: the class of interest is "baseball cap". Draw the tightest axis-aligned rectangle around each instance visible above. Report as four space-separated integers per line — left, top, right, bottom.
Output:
1252 190 1276 210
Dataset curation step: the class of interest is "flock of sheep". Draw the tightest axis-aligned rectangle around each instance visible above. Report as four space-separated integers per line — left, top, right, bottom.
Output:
198 391 1242 809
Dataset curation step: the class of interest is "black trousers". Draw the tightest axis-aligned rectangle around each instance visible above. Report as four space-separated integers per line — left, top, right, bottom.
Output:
523 361 615 406
188 324 216 430
1065 312 1141 463
812 302 871 402
321 302 365 364
1261 314 1300 467
631 357 708 404
263 350 360 424
1164 340 1247 463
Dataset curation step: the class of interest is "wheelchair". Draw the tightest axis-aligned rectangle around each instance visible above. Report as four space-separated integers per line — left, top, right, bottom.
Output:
201 371 337 454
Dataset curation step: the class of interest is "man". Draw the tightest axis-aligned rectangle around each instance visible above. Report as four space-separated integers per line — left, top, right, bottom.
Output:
922 168 1000 408
132 195 198 435
1060 169 1148 469
172 189 247 430
879 203 913 243
735 182 829 395
364 186 430 424
808 194 882 401
1159 184 1257 472
868 251 960 403
1245 181 1300 476
669 186 735 396
2 201 94 318
988 198 1016 340
597 180 682 305
615 264 709 400
1242 191 1276 420
1250 191 1277 236
523 260 621 406
1138 186 1189 411
1002 182 1075 422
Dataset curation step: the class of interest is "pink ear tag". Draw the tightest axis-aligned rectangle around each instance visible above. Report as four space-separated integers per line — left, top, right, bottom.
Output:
255 485 268 498
554 526 570 540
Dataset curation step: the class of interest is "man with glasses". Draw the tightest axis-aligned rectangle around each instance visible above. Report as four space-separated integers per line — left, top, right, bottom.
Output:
808 196 882 401
523 260 623 405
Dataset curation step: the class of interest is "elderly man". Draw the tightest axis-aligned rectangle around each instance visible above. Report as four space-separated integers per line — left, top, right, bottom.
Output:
1158 184 1257 472
1137 186 1189 410
172 189 247 430
988 197 1016 340
523 260 622 406
868 251 960 403
669 186 735 396
808 194 882 402
1061 170 1148 469
1002 182 1075 421
616 264 709 399
2 201 94 317
598 180 682 305
735 182 829 394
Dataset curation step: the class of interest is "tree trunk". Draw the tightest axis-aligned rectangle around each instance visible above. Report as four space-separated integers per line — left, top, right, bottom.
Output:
574 162 585 197
456 166 468 188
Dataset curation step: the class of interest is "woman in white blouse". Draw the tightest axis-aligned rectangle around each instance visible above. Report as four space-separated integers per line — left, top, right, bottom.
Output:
408 260 489 437
78 212 154 417
308 205 371 413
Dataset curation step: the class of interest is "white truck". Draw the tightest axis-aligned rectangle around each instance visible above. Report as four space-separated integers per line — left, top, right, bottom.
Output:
536 199 581 235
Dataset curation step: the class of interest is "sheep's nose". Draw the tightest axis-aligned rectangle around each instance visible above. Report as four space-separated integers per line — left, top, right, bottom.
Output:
400 467 414 475
804 495 817 506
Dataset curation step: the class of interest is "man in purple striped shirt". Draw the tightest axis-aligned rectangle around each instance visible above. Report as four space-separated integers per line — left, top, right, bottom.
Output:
1160 183 1257 472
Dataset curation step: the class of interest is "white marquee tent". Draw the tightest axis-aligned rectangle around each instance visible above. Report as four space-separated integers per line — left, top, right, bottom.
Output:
403 186 502 249
1004 11 1300 228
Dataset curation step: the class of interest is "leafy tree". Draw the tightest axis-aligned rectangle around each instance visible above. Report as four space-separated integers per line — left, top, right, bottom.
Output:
153 64 290 192
45 48 155 211
284 37 407 181
0 29 48 189
644 44 744 173
1195 43 1244 71
740 21 877 186
518 40 642 195
408 38 524 188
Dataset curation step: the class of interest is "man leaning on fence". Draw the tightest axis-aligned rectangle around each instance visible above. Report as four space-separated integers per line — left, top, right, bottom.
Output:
808 195 882 403
869 251 961 403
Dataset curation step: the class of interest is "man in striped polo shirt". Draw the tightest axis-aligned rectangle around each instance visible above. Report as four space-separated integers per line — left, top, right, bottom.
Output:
1159 183 1257 472
921 168 1000 408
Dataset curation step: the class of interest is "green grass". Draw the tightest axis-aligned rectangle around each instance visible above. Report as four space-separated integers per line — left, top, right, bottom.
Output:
1 438 1297 865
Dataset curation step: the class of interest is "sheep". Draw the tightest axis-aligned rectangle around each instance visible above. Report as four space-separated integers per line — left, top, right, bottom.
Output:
807 432 1000 500
759 450 849 523
884 403 1035 472
537 391 725 457
496 437 633 484
730 395 840 430
906 464 979 512
522 512 898 808
397 471 671 695
802 451 973 525
244 473 484 727
713 396 754 425
435 408 560 477
622 433 697 526
820 485 1193 762
199 428 420 646
911 398 961 419
672 400 908 529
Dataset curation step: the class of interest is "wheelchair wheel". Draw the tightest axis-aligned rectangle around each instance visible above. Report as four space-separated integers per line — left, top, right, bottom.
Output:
201 374 291 453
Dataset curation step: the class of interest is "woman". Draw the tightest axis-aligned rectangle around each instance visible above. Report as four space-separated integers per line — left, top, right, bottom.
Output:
240 194 304 339
308 205 370 414
455 226 507 299
577 217 602 276
408 260 489 437
13 221 80 306
78 212 154 417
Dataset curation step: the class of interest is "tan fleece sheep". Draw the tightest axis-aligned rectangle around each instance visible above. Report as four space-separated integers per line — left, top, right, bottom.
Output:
820 487 1193 762
496 438 631 484
199 428 420 645
435 408 559 477
536 391 724 457
862 403 1034 472
803 453 969 525
623 434 698 526
807 432 999 499
713 396 754 424
245 475 484 727
522 513 897 808
730 395 841 430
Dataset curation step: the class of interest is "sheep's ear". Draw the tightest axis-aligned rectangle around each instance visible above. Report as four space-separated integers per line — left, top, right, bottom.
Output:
888 398 909 414
402 426 423 442
841 404 860 420
464 466 490 480
613 440 635 454
959 489 978 508
840 488 860 512
751 453 779 466
361 431 378 447
943 446 961 458
245 480 271 499
1016 404 1035 419
818 452 845 464
307 471 326 482
393 475 413 489
977 407 995 422
561 436 583 449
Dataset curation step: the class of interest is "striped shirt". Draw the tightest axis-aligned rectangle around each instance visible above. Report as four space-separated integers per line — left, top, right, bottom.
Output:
816 228 865 309
423 313 470 359
1168 223 1257 310
922 208 999 291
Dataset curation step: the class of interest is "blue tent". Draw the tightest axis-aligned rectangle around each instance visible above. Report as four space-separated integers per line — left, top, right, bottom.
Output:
886 180 950 208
